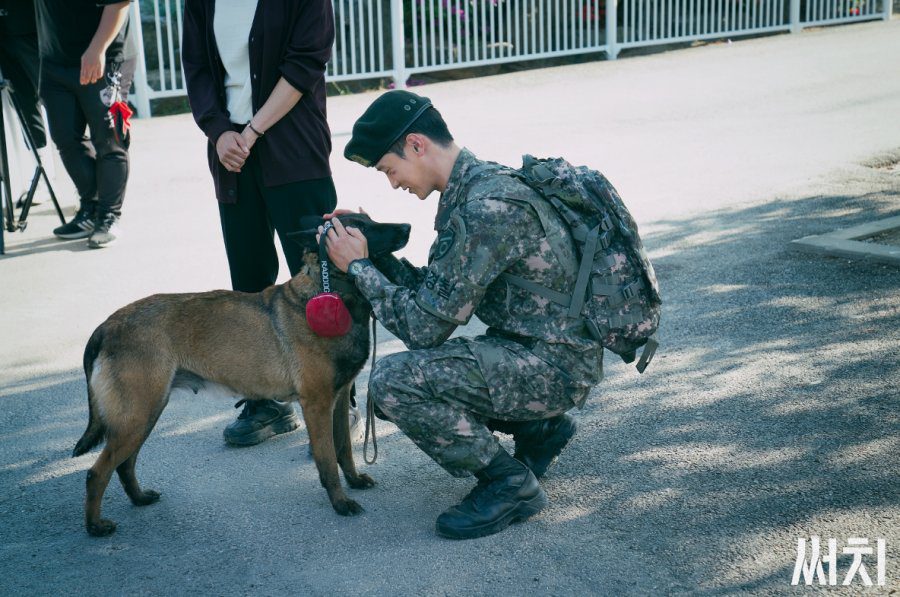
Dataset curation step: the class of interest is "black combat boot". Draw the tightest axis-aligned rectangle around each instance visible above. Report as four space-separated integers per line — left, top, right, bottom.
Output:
489 414 577 478
435 449 547 540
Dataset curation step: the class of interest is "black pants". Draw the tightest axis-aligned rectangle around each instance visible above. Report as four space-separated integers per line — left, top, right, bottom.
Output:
39 58 135 217
218 150 338 293
0 33 46 149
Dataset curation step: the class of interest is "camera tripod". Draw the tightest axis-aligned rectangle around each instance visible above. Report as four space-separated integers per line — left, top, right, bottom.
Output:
0 77 65 255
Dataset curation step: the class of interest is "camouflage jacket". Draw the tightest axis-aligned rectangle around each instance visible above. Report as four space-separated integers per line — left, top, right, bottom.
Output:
353 149 604 398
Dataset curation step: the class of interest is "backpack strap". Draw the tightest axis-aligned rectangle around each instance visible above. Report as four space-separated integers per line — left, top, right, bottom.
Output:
591 278 646 309
635 334 659 374
568 224 600 319
464 161 608 322
499 272 572 307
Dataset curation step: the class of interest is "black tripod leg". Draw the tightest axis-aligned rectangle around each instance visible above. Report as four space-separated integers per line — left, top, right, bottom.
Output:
4 81 65 229
16 166 42 230
39 165 65 224
1 91 16 252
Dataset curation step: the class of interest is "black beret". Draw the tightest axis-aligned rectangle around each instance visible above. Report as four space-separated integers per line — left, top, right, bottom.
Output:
344 90 432 167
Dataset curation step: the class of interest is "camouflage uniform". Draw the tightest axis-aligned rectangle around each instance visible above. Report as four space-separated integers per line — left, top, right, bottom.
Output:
354 149 603 477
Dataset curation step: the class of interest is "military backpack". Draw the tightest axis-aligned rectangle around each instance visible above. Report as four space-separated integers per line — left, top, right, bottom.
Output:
465 156 662 373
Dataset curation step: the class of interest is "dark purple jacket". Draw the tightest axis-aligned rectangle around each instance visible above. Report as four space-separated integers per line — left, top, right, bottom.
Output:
182 0 334 203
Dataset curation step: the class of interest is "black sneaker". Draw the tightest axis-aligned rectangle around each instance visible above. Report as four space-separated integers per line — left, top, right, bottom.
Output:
223 399 300 446
53 205 95 239
435 449 548 540
87 212 121 248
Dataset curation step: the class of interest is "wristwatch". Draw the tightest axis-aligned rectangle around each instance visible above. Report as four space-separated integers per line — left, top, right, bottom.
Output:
347 258 372 281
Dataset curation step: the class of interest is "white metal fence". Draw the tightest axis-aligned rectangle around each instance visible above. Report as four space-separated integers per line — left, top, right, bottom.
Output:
129 0 892 117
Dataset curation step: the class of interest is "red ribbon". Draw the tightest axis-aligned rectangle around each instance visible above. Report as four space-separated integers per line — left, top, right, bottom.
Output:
109 100 133 142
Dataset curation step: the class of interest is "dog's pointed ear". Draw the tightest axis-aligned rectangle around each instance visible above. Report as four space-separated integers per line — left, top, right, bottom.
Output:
367 222 412 257
286 216 326 251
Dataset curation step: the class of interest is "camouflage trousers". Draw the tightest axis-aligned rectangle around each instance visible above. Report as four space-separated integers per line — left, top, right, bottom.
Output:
368 335 586 477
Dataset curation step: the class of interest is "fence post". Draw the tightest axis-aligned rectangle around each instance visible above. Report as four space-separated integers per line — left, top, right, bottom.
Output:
606 0 619 59
391 0 408 88
129 0 153 118
789 0 802 32
885 0 894 20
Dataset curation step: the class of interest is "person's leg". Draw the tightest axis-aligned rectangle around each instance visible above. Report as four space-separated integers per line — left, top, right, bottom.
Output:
263 175 337 276
0 34 47 148
40 60 99 239
487 415 577 479
218 153 279 293
367 337 575 539
80 59 136 247
218 151 298 445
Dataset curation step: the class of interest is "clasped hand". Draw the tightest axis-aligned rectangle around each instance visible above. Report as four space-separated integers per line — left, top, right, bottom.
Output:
216 127 260 173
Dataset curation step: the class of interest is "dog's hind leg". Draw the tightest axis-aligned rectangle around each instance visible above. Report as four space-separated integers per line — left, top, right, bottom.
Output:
298 369 363 516
85 363 170 536
115 393 167 507
117 451 161 506
332 383 375 490
86 433 147 536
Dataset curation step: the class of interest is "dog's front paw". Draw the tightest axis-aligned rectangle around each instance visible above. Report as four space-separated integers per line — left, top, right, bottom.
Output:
333 498 364 516
347 473 376 490
131 489 161 506
87 519 117 536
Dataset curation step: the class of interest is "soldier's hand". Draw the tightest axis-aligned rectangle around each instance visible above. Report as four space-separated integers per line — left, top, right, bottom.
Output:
318 217 368 272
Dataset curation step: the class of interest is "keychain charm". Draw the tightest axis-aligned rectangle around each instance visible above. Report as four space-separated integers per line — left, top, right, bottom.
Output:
101 66 133 143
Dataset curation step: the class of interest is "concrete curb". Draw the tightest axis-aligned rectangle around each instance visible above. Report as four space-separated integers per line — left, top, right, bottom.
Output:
790 215 900 265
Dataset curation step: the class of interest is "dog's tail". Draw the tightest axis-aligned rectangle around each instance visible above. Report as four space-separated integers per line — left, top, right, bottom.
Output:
73 326 107 457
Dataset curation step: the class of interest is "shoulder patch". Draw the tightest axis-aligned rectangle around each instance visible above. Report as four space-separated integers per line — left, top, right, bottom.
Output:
433 226 456 261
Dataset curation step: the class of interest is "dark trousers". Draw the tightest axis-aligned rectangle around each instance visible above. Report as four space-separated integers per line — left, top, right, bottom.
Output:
0 33 46 149
218 150 338 293
39 58 135 217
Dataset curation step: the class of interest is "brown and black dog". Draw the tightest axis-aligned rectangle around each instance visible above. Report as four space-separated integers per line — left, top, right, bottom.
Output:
72 214 410 536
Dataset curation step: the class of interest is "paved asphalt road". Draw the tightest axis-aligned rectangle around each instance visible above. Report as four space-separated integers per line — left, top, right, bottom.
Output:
1 19 898 596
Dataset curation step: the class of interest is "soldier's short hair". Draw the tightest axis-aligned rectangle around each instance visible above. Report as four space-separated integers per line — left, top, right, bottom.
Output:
388 107 454 158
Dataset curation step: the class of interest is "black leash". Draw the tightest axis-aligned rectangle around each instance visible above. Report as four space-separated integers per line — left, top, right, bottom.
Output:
320 220 377 462
362 315 378 464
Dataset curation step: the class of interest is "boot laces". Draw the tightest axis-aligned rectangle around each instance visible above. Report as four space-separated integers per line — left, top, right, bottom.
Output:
463 476 500 510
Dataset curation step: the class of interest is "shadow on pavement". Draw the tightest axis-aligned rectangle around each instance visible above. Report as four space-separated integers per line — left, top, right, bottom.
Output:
0 187 897 593
542 188 899 591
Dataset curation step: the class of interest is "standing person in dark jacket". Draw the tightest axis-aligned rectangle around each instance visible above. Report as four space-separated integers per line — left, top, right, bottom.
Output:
36 0 134 247
183 0 361 447
0 0 47 152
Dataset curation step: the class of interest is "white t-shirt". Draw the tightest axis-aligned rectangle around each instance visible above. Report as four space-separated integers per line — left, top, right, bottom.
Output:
213 0 259 124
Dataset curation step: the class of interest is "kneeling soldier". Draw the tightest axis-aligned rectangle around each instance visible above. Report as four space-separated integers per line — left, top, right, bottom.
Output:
321 91 602 539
